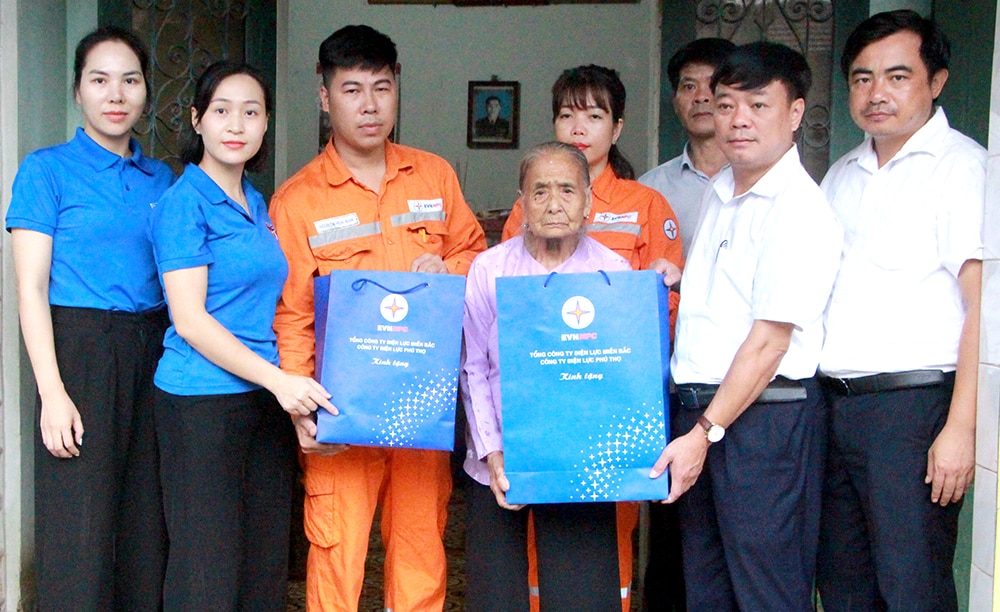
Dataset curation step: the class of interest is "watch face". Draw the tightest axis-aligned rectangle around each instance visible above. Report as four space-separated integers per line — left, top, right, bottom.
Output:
707 425 725 443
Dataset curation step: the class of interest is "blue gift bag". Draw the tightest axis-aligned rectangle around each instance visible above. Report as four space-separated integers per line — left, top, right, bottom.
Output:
314 270 466 450
497 270 670 504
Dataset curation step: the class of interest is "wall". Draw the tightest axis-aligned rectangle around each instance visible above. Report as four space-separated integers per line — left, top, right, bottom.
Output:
5 0 68 605
278 0 661 213
65 2 97 142
935 0 996 149
0 0 17 605
976 5 1000 609
871 0 930 14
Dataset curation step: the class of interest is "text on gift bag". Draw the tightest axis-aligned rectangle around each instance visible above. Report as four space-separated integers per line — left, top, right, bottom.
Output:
314 271 466 450
497 270 670 504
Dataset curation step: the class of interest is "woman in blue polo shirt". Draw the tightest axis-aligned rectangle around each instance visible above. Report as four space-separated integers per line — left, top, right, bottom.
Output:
148 60 334 610
7 27 173 610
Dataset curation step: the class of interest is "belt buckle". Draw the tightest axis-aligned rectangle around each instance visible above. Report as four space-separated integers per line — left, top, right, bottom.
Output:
677 387 698 409
823 376 851 396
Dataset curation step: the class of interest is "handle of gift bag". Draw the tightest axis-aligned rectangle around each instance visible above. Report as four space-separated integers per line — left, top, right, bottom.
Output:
351 278 430 294
542 270 611 288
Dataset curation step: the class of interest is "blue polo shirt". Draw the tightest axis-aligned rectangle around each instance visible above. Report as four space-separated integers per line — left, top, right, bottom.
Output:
150 164 289 396
6 128 175 312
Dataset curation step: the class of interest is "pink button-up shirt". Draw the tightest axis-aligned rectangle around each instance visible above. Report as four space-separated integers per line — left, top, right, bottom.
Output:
460 235 631 485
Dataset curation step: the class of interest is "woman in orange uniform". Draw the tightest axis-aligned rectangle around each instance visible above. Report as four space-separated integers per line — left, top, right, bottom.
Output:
502 64 683 611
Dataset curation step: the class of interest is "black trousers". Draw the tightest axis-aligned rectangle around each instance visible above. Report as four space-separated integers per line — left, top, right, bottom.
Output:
675 377 825 612
156 388 297 612
644 502 686 611
817 380 961 612
35 306 168 612
644 395 686 611
464 475 621 612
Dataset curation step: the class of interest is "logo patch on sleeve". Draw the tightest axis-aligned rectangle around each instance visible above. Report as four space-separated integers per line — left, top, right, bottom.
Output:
407 198 444 213
593 211 639 224
314 213 360 234
663 219 678 240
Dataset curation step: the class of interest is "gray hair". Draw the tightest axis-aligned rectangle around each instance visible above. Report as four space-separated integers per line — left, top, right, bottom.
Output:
518 141 590 194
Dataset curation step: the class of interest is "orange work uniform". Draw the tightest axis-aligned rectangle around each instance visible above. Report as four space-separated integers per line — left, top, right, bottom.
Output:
503 165 683 611
271 139 486 612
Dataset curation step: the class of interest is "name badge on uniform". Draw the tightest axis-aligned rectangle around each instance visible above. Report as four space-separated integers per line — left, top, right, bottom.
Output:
314 213 360 234
594 211 638 224
407 198 444 213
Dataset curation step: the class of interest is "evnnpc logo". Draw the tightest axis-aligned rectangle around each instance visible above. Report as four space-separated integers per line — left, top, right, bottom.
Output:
561 296 595 330
380 294 409 323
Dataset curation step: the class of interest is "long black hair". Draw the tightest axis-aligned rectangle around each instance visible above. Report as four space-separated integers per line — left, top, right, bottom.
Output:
551 65 635 180
180 61 273 173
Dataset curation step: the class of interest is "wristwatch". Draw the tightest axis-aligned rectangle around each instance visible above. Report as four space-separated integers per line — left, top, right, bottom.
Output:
697 415 726 443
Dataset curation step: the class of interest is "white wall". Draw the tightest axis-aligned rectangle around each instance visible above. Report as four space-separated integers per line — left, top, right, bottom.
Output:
279 0 661 214
975 6 1000 609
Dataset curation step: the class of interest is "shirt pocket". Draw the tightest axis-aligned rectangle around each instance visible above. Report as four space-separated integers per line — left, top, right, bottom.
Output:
403 218 449 253
311 234 378 273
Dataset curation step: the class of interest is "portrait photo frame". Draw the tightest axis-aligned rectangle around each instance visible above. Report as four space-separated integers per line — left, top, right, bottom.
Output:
467 81 520 149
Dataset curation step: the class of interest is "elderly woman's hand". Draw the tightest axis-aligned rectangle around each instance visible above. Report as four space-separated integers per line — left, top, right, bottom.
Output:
648 258 682 288
486 451 526 511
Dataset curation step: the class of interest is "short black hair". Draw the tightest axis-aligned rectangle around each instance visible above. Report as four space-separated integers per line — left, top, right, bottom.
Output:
711 41 811 102
485 96 501 106
318 25 397 88
667 38 736 91
841 9 950 82
74 26 151 101
181 60 273 173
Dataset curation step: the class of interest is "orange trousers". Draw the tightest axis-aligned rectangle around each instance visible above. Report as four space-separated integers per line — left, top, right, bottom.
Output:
527 501 637 611
302 446 451 611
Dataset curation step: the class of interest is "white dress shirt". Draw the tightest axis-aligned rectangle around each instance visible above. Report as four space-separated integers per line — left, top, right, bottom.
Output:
819 108 985 378
672 145 843 384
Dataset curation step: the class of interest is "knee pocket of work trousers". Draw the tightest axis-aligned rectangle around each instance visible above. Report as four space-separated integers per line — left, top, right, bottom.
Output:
302 469 341 548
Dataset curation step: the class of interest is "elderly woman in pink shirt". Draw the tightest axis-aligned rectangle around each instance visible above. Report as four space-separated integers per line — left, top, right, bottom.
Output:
460 141 631 611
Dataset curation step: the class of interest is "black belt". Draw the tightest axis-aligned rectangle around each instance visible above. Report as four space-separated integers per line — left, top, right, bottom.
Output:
675 377 807 410
819 369 953 397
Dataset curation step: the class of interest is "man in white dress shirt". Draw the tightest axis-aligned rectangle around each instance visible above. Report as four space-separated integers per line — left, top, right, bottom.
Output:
816 11 985 612
650 41 843 611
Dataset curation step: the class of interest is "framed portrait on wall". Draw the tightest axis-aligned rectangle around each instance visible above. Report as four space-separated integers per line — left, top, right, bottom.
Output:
467 81 519 149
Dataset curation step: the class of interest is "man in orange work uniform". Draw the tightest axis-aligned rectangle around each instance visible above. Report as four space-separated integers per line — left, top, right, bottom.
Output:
270 24 486 611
